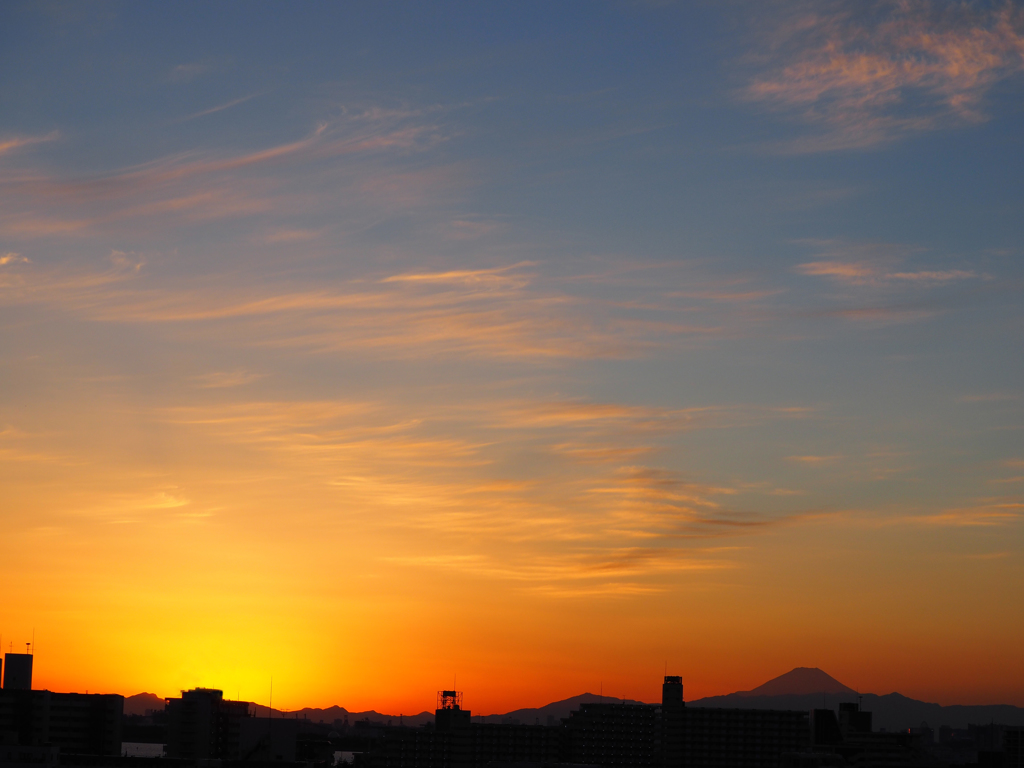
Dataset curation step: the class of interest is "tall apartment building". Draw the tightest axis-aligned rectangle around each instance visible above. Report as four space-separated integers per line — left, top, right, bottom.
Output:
1 654 33 691
164 687 250 759
0 653 123 756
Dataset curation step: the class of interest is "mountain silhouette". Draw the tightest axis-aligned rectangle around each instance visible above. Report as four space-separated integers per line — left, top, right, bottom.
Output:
250 704 435 728
690 669 1024 731
736 667 856 697
124 692 166 716
125 669 1024 733
690 690 1024 732
471 693 645 725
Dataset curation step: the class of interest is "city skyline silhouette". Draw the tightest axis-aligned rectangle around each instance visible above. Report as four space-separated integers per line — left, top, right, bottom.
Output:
2 0 1022 729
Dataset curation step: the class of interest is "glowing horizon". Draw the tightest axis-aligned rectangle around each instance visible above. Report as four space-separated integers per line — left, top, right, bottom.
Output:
1 1 1022 714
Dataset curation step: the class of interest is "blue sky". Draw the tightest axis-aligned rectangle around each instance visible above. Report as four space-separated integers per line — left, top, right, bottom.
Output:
1 1 1022 709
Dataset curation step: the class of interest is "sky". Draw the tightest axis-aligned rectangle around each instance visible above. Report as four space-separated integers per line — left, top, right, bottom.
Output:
1 0 1023 714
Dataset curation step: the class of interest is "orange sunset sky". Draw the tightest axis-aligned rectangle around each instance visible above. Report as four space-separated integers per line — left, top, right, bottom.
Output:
1 1 1023 714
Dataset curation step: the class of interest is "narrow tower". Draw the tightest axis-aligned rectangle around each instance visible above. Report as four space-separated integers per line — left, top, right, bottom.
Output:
661 676 684 768
434 690 471 731
2 652 33 690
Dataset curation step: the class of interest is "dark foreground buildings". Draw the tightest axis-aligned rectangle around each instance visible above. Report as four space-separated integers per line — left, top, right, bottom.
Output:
357 678 1024 768
4 658 1023 768
164 688 298 762
0 651 123 759
361 677 811 768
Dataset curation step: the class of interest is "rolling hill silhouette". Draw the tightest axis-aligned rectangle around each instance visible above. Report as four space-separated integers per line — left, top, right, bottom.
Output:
470 693 645 725
250 704 435 728
124 693 166 716
125 668 1024 733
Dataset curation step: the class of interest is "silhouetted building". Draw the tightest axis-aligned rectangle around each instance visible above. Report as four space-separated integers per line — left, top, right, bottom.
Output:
365 690 560 768
435 691 471 733
563 701 660 767
906 723 933 745
239 716 299 761
661 676 684 768
362 679 816 768
780 753 845 768
2 655 33 691
1006 726 1024 768
837 702 871 736
811 709 843 746
465 721 559 766
808 700 926 766
0 731 58 768
680 705 810 768
164 688 249 759
0 690 123 755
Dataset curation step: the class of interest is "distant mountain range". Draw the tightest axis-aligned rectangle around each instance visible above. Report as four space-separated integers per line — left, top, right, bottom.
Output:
688 668 1024 732
470 694 645 725
255 704 437 728
123 694 436 726
124 693 165 717
125 668 1024 732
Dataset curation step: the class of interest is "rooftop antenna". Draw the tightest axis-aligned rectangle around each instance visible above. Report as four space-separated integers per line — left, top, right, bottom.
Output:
268 677 273 750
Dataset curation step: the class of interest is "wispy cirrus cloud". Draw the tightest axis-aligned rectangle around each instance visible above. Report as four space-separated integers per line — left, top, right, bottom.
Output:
0 131 59 157
191 370 265 389
793 239 981 286
168 62 210 83
797 261 979 285
789 238 992 325
0 260 728 360
912 502 1023 527
0 117 447 241
961 393 1020 403
745 1 1024 151
381 262 535 288
786 454 842 465
383 546 739 596
181 93 261 121
140 393 803 591
258 228 323 244
441 217 503 241
0 425 74 466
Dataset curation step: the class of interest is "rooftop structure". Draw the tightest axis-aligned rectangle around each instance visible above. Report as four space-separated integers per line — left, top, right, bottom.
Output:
2 654 33 691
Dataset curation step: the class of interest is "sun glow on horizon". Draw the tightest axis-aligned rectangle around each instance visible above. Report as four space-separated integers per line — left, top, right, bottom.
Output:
1 0 1022 712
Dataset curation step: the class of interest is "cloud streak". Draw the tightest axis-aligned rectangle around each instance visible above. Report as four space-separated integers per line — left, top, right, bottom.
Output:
181 93 261 121
0 131 59 157
913 503 1023 527
745 1 1024 150
103 389 811 594
1 260 731 361
0 116 448 241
